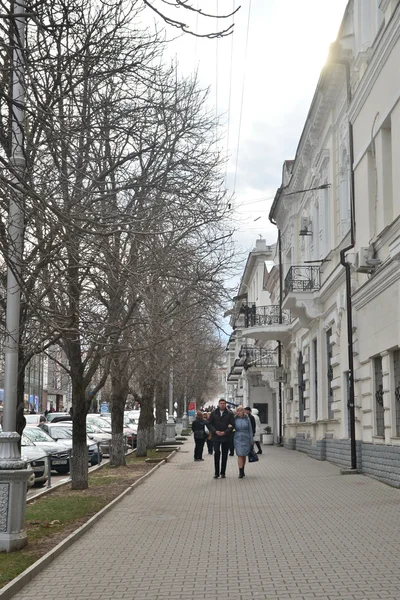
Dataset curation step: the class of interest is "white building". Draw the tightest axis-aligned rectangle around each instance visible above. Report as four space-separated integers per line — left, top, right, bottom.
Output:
226 239 279 437
229 0 400 486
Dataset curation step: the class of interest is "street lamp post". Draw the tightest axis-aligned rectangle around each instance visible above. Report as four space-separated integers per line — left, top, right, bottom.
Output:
0 0 32 552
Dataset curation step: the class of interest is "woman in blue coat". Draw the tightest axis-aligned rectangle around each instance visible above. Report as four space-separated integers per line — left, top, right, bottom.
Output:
234 406 253 478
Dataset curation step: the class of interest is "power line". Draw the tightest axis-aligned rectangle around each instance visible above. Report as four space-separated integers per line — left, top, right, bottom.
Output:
233 0 252 194
215 0 219 143
225 0 235 187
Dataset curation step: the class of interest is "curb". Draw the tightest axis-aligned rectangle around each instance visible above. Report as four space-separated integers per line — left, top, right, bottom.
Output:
0 450 178 600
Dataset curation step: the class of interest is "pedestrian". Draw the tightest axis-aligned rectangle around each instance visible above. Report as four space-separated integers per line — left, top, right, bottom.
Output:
228 406 236 456
245 407 256 439
192 411 207 461
252 407 263 454
234 405 253 479
204 413 213 455
207 398 235 479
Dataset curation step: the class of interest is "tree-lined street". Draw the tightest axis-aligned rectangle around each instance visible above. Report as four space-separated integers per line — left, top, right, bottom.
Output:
6 442 400 600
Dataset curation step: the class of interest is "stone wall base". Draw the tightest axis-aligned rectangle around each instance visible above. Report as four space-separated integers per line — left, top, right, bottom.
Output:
282 437 400 487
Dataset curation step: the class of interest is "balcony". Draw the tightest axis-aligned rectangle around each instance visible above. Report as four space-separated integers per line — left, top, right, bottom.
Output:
284 265 321 295
227 357 245 382
241 304 293 343
239 345 277 370
283 265 322 324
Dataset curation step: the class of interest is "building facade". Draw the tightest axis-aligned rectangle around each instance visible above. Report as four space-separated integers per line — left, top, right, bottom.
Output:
226 239 279 438
229 0 400 486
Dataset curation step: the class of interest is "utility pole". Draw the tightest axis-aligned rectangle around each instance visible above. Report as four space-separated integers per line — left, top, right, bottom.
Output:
0 0 31 552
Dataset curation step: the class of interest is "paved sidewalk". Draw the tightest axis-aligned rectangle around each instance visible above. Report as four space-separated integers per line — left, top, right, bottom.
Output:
9 440 400 600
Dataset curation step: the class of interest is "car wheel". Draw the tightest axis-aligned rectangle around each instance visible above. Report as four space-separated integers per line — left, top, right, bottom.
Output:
55 467 69 474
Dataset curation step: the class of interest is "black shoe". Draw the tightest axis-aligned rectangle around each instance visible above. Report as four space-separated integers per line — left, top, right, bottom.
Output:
214 474 220 479
239 467 244 479
221 473 226 478
229 453 234 456
200 458 204 461
256 451 262 454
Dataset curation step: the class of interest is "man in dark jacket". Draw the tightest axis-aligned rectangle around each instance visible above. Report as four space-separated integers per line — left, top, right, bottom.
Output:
207 398 235 479
245 407 256 436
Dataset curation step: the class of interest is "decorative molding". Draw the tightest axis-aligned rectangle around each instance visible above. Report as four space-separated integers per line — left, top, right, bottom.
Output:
349 6 400 123
0 484 9 533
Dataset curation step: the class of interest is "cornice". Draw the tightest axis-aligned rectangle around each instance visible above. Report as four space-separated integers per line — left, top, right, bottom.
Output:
349 6 400 123
352 257 400 309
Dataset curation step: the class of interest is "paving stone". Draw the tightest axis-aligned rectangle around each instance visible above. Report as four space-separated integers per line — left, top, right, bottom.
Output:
6 443 400 600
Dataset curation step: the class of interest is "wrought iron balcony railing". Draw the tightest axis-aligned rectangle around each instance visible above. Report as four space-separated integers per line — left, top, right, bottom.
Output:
242 304 292 328
239 345 277 369
284 265 321 295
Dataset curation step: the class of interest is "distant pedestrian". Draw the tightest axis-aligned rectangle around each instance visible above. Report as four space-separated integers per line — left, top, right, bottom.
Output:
245 407 256 439
228 406 236 456
252 408 262 454
204 413 213 455
234 406 253 479
207 398 235 479
192 411 207 461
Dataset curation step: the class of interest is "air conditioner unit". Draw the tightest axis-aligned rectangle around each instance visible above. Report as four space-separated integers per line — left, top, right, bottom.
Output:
299 217 312 236
355 247 381 273
274 366 286 383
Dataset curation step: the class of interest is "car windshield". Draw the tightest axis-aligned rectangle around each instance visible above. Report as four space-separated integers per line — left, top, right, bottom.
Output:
24 427 54 442
88 418 111 430
21 434 35 446
49 427 72 439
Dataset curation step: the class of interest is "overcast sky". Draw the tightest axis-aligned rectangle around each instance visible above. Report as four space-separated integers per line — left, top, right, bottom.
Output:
160 0 348 260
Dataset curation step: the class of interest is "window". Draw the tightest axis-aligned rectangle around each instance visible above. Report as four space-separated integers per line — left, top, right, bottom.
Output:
339 150 351 237
374 356 384 436
393 350 400 436
298 352 305 422
312 338 318 420
253 402 268 424
326 329 334 419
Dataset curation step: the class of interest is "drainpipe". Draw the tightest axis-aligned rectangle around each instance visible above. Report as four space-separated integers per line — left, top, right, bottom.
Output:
269 200 283 445
330 51 357 471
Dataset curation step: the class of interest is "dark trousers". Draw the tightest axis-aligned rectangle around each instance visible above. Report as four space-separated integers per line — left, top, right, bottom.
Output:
229 434 235 456
194 438 205 460
206 439 213 454
213 440 229 476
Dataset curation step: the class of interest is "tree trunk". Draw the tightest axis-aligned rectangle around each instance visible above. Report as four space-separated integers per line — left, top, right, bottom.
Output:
154 380 167 444
136 383 155 456
71 374 89 489
154 423 165 445
110 376 127 467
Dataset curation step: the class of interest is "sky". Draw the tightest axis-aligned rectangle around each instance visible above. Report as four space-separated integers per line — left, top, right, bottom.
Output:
156 0 349 261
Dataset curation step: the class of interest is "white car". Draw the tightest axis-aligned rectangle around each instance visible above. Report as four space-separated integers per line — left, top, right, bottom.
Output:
21 433 49 486
23 426 70 474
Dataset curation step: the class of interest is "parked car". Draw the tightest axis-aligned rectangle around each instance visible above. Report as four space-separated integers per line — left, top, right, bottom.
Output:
39 423 102 466
21 433 49 486
86 423 111 456
46 412 71 422
125 410 140 425
87 415 136 448
25 414 46 426
23 426 70 474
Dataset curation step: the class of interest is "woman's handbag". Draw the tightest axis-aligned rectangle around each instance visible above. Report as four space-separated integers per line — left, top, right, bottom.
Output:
248 447 259 463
